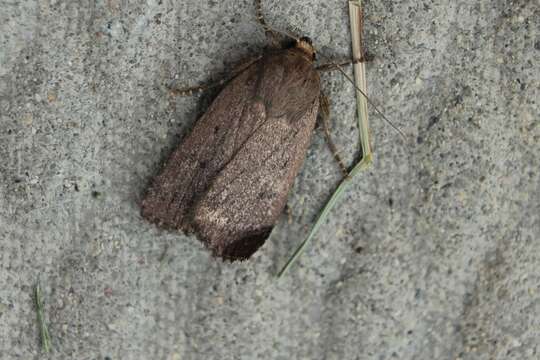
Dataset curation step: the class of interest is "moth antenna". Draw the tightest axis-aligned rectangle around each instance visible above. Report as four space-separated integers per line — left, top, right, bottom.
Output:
254 0 276 38
254 0 300 44
316 59 359 72
320 57 407 140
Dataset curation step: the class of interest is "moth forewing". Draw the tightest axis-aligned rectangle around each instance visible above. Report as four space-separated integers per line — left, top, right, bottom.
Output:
142 42 321 260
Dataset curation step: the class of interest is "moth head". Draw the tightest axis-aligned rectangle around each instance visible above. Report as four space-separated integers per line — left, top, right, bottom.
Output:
296 36 316 60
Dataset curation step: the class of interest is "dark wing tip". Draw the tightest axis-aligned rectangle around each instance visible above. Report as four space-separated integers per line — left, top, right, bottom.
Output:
214 227 273 261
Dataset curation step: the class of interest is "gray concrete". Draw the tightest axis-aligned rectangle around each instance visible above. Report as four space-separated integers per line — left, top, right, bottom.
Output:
0 0 538 359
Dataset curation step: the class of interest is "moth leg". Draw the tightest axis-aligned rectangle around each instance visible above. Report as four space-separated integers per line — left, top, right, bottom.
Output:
284 204 293 225
316 54 375 72
319 93 349 177
169 80 227 97
317 59 354 72
317 59 358 72
169 56 262 97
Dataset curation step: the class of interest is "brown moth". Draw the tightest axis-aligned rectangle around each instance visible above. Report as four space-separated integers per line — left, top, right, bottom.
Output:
142 2 344 261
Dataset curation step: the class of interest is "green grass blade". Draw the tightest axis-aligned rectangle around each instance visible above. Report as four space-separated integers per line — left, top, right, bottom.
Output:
35 281 52 353
277 0 372 278
349 0 371 159
277 154 372 278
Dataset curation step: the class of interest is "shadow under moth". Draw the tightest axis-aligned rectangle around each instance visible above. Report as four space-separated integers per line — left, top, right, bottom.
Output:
142 1 364 261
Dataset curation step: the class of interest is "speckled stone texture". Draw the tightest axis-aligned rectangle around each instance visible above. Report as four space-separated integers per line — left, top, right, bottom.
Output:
0 1 538 359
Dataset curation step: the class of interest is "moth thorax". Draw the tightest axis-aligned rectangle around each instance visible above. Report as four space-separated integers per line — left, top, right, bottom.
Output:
295 37 316 60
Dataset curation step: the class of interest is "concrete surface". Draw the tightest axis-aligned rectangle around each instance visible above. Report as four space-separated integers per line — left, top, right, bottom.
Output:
1 0 538 359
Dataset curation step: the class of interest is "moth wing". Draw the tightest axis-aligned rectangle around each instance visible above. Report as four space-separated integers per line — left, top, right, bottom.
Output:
141 60 265 230
193 50 321 260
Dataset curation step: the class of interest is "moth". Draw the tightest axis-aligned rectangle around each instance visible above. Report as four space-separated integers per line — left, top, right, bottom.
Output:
142 1 352 260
